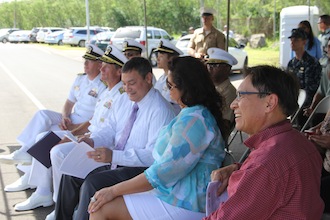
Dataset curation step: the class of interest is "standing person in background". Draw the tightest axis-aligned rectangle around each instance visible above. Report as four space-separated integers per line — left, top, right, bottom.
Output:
188 7 226 59
188 26 195 34
318 14 330 66
298 20 322 60
223 25 234 39
154 39 183 114
287 28 322 128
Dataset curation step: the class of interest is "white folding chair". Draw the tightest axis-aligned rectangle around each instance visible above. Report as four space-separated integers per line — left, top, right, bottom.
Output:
290 89 306 123
300 95 330 131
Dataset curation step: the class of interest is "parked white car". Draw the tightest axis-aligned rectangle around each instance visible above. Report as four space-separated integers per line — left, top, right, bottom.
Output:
110 26 174 66
176 34 248 72
36 27 64 43
8 30 31 43
0 28 20 43
44 30 66 45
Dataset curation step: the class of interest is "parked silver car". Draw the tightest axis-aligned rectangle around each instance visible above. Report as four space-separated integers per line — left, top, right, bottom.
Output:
0 28 20 43
36 27 65 43
63 27 104 47
8 30 31 43
110 26 174 66
44 30 66 45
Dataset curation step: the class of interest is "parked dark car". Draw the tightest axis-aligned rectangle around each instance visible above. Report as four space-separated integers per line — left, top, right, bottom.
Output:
89 31 115 51
29 27 41 42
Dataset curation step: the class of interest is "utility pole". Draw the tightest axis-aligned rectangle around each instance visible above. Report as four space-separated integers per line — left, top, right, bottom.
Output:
85 0 90 44
226 0 230 51
200 0 204 27
14 0 17 28
273 0 276 40
143 0 148 58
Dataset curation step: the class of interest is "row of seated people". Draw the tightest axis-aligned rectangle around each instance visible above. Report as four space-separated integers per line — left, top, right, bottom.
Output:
0 41 238 219
0 40 326 219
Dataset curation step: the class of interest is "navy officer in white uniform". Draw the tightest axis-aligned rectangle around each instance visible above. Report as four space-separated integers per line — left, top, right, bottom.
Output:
154 39 183 114
12 46 128 214
0 44 106 166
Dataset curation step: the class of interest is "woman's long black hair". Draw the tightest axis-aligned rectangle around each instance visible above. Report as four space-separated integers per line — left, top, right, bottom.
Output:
169 56 229 140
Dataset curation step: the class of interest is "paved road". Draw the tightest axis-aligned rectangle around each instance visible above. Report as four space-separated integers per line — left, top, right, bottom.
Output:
0 43 247 220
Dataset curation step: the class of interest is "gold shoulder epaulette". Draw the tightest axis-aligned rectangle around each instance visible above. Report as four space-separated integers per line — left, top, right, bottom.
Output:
119 87 126 94
101 80 108 87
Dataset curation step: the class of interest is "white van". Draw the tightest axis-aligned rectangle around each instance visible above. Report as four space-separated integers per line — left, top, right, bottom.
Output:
110 26 174 66
279 5 319 67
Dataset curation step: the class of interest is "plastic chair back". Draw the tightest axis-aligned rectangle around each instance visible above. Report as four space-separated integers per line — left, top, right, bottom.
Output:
300 95 330 131
222 150 235 167
290 89 306 123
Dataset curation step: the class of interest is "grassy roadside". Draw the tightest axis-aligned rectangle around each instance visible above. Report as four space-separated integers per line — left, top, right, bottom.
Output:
38 39 281 67
244 40 280 67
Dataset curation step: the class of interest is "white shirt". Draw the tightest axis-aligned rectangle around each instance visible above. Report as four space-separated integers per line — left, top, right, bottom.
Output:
91 88 175 167
68 73 107 121
88 82 124 133
154 74 181 115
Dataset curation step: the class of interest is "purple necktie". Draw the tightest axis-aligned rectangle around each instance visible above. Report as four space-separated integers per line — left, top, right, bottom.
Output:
115 103 139 151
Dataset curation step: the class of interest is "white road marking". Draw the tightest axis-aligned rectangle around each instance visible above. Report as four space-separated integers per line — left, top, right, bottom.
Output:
0 62 46 110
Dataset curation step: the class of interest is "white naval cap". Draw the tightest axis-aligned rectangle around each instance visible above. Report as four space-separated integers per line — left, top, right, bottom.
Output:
200 7 216 16
206 48 238 66
99 45 128 67
122 39 146 53
154 39 183 55
82 44 104 60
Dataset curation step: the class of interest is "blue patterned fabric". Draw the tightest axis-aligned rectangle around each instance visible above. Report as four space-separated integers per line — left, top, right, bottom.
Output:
145 105 225 212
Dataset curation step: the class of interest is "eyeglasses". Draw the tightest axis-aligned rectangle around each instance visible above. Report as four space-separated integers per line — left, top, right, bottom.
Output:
166 79 177 91
236 91 271 100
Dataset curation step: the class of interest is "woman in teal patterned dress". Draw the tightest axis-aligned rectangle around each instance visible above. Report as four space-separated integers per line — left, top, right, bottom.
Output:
89 56 229 220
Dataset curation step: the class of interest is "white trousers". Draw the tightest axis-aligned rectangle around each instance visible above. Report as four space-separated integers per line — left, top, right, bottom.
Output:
28 130 69 199
50 141 76 201
16 109 85 153
124 191 205 220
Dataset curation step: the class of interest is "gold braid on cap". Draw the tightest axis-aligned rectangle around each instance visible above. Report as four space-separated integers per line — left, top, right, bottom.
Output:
100 47 124 66
83 45 100 60
124 46 141 51
207 59 229 64
156 40 176 54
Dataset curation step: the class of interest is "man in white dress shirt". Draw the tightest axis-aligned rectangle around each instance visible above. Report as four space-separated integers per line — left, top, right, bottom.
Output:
0 45 106 191
51 56 175 220
154 39 183 114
